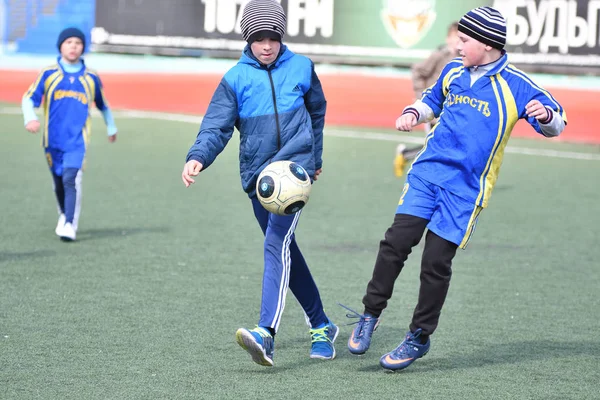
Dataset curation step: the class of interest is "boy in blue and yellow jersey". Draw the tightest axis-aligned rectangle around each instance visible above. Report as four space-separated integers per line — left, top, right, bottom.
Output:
22 27 118 242
344 7 566 372
181 0 337 367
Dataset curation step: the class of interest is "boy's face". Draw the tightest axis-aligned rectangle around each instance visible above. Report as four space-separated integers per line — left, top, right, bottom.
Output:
446 28 460 55
250 38 281 65
60 37 84 63
457 31 488 67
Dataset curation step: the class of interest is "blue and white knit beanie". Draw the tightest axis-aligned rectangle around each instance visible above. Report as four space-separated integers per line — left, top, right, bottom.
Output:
240 0 286 44
458 6 506 50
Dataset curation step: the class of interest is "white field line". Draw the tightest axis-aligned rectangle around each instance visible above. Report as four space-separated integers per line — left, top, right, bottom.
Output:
3 107 600 161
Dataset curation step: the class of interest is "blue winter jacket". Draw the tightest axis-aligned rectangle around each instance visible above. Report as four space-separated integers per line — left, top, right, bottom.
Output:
186 45 327 197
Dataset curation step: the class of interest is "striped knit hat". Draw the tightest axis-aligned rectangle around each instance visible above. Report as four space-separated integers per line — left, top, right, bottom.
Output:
458 6 506 50
240 0 286 44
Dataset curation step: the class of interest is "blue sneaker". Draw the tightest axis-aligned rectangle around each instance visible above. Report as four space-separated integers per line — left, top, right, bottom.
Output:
235 326 274 367
309 320 339 360
379 328 430 371
339 304 380 355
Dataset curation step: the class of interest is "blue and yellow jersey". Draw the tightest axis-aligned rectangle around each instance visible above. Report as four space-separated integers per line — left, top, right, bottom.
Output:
23 57 109 151
411 54 567 208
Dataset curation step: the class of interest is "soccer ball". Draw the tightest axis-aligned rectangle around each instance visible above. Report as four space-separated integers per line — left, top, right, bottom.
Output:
256 160 312 216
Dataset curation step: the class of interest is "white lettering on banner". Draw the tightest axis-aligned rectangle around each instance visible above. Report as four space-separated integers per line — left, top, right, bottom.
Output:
589 1 600 47
539 0 568 54
525 0 548 47
568 0 588 48
287 0 334 37
202 0 217 33
494 0 600 54
202 0 250 34
506 11 529 45
216 0 239 34
202 0 333 38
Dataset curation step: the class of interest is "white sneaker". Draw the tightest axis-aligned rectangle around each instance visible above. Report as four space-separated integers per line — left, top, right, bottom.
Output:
59 222 76 242
55 214 66 236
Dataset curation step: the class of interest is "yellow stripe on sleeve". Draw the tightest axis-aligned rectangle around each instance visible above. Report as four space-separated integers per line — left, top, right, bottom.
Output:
442 66 464 97
507 65 568 124
43 70 62 93
79 75 94 105
24 65 56 99
86 71 110 107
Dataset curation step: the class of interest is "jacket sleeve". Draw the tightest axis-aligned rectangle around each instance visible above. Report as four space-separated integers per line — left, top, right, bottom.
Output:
520 79 567 137
186 78 239 169
91 74 118 136
23 70 48 108
420 60 459 118
22 70 50 125
304 64 326 170
91 73 109 112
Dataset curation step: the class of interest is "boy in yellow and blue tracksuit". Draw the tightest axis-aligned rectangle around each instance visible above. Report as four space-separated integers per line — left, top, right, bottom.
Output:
344 6 567 371
181 0 337 367
22 27 118 242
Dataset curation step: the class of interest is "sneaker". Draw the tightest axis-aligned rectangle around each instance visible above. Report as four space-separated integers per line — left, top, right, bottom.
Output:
59 222 76 242
339 304 380 355
393 144 407 177
309 320 339 360
235 326 274 367
379 328 430 371
55 214 66 236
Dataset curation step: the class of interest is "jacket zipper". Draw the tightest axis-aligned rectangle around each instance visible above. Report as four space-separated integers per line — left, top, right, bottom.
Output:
267 68 281 150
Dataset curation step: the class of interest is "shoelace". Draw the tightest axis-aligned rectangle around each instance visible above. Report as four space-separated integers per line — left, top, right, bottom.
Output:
251 326 272 338
391 332 421 357
251 326 274 354
338 303 366 323
310 326 331 343
337 303 378 337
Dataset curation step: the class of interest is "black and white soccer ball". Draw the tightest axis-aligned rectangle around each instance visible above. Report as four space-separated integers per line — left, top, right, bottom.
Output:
256 160 312 216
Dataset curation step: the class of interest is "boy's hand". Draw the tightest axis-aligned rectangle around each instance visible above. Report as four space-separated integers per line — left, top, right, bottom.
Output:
25 120 40 133
526 100 550 121
396 113 418 132
182 160 203 187
313 168 322 181
108 133 117 143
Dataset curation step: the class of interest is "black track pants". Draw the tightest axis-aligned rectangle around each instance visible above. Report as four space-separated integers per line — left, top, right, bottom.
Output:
362 213 458 336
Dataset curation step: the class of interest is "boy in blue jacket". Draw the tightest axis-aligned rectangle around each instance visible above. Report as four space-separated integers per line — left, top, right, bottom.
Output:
22 27 118 242
345 7 567 371
181 0 337 367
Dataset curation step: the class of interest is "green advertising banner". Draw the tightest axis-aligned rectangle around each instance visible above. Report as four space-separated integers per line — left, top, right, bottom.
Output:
93 0 600 68
282 0 484 62
93 0 484 65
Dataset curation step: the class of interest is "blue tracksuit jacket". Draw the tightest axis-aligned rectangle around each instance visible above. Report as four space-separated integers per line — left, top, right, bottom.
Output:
186 45 326 196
